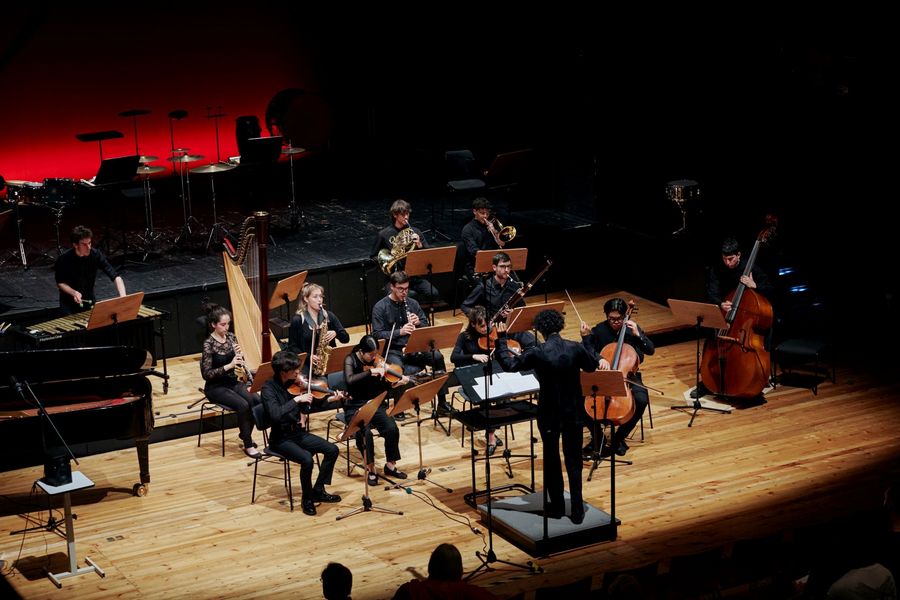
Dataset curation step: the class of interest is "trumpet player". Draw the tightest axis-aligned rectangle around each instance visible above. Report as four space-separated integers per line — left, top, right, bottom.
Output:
288 282 349 375
370 199 439 302
200 303 263 459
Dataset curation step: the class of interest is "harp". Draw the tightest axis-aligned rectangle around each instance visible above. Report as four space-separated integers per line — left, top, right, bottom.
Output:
222 211 280 373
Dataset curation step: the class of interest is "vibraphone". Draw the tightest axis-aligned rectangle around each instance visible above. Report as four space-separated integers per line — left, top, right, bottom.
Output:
14 305 170 392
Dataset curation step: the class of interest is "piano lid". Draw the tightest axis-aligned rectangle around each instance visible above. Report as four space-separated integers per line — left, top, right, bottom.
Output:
0 346 151 385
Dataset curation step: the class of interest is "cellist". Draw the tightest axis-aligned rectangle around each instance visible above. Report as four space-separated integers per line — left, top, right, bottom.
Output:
693 237 774 399
580 298 655 458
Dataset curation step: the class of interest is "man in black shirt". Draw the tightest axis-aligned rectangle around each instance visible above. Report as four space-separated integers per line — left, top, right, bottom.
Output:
370 199 438 301
458 197 503 280
54 225 126 314
461 251 535 349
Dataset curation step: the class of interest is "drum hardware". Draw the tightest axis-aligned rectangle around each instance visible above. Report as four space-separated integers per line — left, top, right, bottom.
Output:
283 141 309 231
136 165 167 261
138 155 158 164
118 109 155 165
0 189 54 270
190 162 237 252
168 110 202 248
666 179 700 236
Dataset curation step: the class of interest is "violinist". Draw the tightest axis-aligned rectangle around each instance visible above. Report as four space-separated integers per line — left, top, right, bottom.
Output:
580 298 655 458
693 236 775 399
261 350 341 516
450 306 505 455
343 335 410 486
460 251 536 350
496 309 598 525
459 197 503 282
371 270 451 416
200 303 262 459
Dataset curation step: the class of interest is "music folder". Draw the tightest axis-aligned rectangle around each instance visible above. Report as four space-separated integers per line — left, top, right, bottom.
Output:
90 155 141 186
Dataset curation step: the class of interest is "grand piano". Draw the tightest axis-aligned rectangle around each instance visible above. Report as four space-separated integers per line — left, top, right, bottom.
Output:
0 346 154 496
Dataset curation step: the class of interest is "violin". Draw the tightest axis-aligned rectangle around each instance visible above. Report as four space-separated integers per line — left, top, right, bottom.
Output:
477 329 521 355
364 353 415 384
288 375 346 401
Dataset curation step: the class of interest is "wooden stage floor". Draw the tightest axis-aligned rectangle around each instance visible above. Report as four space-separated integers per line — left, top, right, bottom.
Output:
2 289 899 599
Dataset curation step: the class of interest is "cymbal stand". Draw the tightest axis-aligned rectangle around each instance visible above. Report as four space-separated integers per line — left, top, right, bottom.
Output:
204 174 230 252
335 418 404 521
169 112 200 248
286 141 308 231
0 199 52 270
137 173 162 261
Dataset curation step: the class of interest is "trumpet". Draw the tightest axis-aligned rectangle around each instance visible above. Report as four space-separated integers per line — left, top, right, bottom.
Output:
485 215 516 244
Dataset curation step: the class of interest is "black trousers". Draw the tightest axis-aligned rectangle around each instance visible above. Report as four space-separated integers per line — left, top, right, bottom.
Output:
387 348 448 404
271 429 338 498
539 417 583 513
583 373 649 446
206 381 259 448
344 404 400 465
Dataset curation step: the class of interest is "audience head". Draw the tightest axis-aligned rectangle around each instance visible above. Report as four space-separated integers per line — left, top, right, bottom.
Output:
321 562 352 600
427 543 464 581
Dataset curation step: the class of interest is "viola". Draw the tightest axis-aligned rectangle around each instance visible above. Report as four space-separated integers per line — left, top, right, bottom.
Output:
585 300 638 425
288 375 345 401
364 353 415 384
477 329 521 355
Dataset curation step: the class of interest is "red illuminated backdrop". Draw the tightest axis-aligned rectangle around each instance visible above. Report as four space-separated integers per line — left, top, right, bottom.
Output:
1 6 315 182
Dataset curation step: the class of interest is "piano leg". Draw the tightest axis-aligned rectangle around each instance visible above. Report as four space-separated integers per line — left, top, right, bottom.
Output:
133 435 151 496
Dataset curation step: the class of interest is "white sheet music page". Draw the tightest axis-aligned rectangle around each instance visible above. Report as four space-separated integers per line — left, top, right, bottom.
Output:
472 371 539 401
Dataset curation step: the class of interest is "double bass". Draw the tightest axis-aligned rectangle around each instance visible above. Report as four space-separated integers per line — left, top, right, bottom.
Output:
585 300 639 425
699 227 775 398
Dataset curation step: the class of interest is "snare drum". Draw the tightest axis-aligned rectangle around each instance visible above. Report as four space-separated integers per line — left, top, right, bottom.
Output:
666 179 700 207
42 177 78 207
5 180 44 205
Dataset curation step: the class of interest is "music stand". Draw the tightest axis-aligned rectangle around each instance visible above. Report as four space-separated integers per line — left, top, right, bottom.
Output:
667 298 731 427
336 392 404 520
474 247 528 274
404 246 456 325
581 370 630 486
86 292 144 331
268 270 307 330
386 375 452 492
505 301 566 335
404 322 462 434
325 340 384 376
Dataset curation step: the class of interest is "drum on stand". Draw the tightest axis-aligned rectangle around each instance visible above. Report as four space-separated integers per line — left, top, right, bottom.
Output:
42 177 79 208
666 179 700 235
5 180 45 206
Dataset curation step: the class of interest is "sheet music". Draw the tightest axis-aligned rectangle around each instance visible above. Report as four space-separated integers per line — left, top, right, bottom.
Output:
472 371 539 402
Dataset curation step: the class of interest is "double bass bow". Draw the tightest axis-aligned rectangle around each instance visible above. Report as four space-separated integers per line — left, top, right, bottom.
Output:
699 225 776 398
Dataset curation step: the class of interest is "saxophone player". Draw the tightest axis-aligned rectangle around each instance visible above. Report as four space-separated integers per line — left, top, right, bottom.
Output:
370 199 440 302
288 282 350 376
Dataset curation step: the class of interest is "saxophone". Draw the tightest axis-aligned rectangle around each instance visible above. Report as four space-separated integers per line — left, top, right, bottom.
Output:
312 311 332 377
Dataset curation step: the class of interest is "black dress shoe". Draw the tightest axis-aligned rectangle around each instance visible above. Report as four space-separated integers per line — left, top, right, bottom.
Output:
383 465 407 479
599 444 615 458
394 412 407 421
367 472 379 486
571 505 586 525
616 441 629 456
545 504 565 519
301 499 317 516
582 443 595 457
311 490 341 503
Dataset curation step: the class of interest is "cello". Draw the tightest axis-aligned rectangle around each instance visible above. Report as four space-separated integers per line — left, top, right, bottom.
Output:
585 300 639 425
699 227 775 398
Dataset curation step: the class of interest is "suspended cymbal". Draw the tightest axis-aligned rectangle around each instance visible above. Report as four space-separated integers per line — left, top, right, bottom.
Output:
118 108 151 118
282 146 307 155
137 165 166 175
6 180 43 188
167 154 204 163
190 162 237 174
172 147 190 153
139 155 158 164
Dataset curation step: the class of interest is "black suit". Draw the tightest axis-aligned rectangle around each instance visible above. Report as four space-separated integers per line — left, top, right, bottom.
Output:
497 333 598 519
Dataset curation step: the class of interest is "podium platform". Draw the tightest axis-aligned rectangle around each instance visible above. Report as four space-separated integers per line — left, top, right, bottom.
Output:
476 491 618 557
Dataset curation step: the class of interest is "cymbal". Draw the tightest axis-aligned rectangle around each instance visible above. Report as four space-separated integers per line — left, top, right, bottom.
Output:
172 147 190 153
190 162 237 174
6 180 42 188
282 146 307 155
137 165 166 175
167 154 204 163
139 155 159 164
118 108 151 118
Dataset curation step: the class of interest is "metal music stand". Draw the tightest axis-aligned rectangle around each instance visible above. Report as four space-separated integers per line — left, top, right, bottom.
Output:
37 472 106 588
404 322 462 435
404 246 456 325
268 270 308 330
324 340 384 377
581 370 630 484
667 298 730 427
474 247 528 275
336 392 404 520
386 375 452 492
86 292 144 331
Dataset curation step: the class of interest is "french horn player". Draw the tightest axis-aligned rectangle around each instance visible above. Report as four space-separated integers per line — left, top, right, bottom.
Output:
370 198 440 302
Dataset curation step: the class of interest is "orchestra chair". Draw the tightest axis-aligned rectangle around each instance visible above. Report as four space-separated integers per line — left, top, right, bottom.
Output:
447 386 517 450
771 302 835 395
249 403 294 511
444 149 486 228
193 388 234 457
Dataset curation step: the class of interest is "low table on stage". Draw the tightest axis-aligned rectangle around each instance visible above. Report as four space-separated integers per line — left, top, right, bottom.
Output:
36 471 106 587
